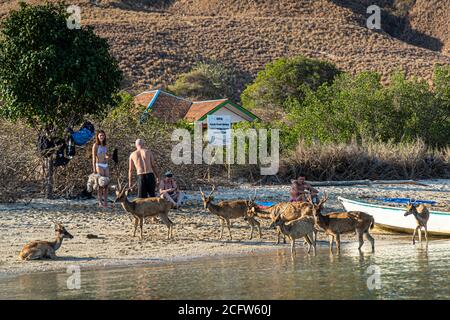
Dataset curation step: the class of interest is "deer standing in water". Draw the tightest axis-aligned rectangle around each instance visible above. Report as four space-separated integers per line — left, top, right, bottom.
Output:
200 186 261 240
19 223 73 260
308 194 375 254
270 209 317 256
115 181 174 240
245 193 328 244
404 202 429 245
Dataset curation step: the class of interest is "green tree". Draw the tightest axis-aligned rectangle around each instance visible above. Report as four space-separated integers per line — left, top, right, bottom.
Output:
285 68 450 147
167 62 235 100
0 2 122 197
241 55 341 112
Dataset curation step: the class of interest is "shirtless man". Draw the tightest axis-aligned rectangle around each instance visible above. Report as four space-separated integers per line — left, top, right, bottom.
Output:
129 139 159 198
289 176 319 203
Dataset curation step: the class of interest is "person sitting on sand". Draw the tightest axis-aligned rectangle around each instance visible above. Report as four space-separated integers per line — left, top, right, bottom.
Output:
289 176 319 203
159 171 184 209
92 130 110 208
129 139 159 198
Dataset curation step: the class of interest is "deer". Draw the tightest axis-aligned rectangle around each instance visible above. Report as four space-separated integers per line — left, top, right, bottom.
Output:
309 195 375 254
115 180 174 240
19 223 73 260
404 201 430 245
200 185 261 240
245 193 327 244
270 210 317 257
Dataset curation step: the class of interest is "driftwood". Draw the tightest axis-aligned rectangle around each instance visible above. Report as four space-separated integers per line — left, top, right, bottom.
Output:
307 180 430 187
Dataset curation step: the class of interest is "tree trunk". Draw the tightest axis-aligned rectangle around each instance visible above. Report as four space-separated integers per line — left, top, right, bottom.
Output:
45 156 54 199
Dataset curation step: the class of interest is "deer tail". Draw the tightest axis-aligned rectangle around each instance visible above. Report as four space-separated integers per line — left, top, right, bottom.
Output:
370 218 375 230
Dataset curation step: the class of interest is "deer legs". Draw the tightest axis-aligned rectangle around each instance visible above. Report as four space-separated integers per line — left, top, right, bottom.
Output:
140 217 144 240
275 227 286 245
289 234 315 257
365 231 375 252
225 219 232 240
328 234 341 254
219 218 225 240
304 234 315 255
412 226 418 245
218 218 233 240
357 231 364 250
133 216 139 238
247 217 261 240
158 213 174 240
412 225 428 245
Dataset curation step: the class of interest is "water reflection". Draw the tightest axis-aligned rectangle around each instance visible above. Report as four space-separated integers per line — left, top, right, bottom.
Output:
1 241 449 300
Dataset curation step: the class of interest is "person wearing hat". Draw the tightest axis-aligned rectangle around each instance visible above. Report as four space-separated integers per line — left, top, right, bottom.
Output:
159 170 184 208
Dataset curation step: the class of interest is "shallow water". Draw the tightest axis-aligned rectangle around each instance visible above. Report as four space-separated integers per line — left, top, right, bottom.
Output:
0 240 449 300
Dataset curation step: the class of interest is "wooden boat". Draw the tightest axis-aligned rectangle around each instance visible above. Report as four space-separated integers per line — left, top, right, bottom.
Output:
338 196 450 236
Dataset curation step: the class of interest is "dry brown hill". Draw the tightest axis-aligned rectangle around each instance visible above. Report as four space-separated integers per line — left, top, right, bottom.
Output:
1 0 449 101
408 0 450 55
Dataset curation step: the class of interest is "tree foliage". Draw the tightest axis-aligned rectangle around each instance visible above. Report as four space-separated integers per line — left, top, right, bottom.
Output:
284 67 450 148
167 62 235 100
241 55 341 111
0 2 122 135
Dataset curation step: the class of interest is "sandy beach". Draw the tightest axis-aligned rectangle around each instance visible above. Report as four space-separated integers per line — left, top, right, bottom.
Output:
0 180 449 277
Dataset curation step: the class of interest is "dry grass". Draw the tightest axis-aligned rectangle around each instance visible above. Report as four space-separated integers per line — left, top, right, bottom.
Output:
0 119 449 202
0 120 42 202
282 139 450 181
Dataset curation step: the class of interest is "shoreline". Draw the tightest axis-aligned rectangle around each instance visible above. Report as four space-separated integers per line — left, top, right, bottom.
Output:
0 235 429 280
0 180 449 278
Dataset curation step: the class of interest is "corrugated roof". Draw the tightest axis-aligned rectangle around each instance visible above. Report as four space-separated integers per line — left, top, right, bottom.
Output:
184 99 228 121
134 90 158 108
134 90 257 123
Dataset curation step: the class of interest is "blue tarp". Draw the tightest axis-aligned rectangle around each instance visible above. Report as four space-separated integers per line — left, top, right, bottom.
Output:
257 198 437 208
375 197 437 205
71 128 94 146
256 201 276 207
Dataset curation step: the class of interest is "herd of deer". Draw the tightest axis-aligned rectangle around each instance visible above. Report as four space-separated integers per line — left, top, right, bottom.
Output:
18 183 431 260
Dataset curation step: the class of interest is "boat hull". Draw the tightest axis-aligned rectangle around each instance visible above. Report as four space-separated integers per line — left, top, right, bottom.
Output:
338 197 450 236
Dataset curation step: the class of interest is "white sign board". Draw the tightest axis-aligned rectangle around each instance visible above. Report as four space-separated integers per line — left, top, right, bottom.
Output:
207 115 231 146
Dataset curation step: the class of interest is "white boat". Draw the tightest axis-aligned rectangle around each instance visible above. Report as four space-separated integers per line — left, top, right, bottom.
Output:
338 197 450 236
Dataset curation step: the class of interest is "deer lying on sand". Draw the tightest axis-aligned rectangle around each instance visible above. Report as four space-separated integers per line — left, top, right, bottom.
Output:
270 212 316 257
309 195 375 254
19 223 73 260
115 181 174 240
404 202 429 245
200 186 261 240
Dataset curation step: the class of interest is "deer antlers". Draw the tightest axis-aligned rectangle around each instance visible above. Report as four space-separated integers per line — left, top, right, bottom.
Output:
248 189 257 203
306 191 328 207
200 185 216 198
318 191 329 207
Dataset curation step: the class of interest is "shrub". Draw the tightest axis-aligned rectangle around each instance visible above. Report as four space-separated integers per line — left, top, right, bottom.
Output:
286 67 450 147
241 55 341 112
167 62 235 100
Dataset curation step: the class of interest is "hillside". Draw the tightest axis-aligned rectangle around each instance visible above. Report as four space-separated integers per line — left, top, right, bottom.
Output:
0 0 449 101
